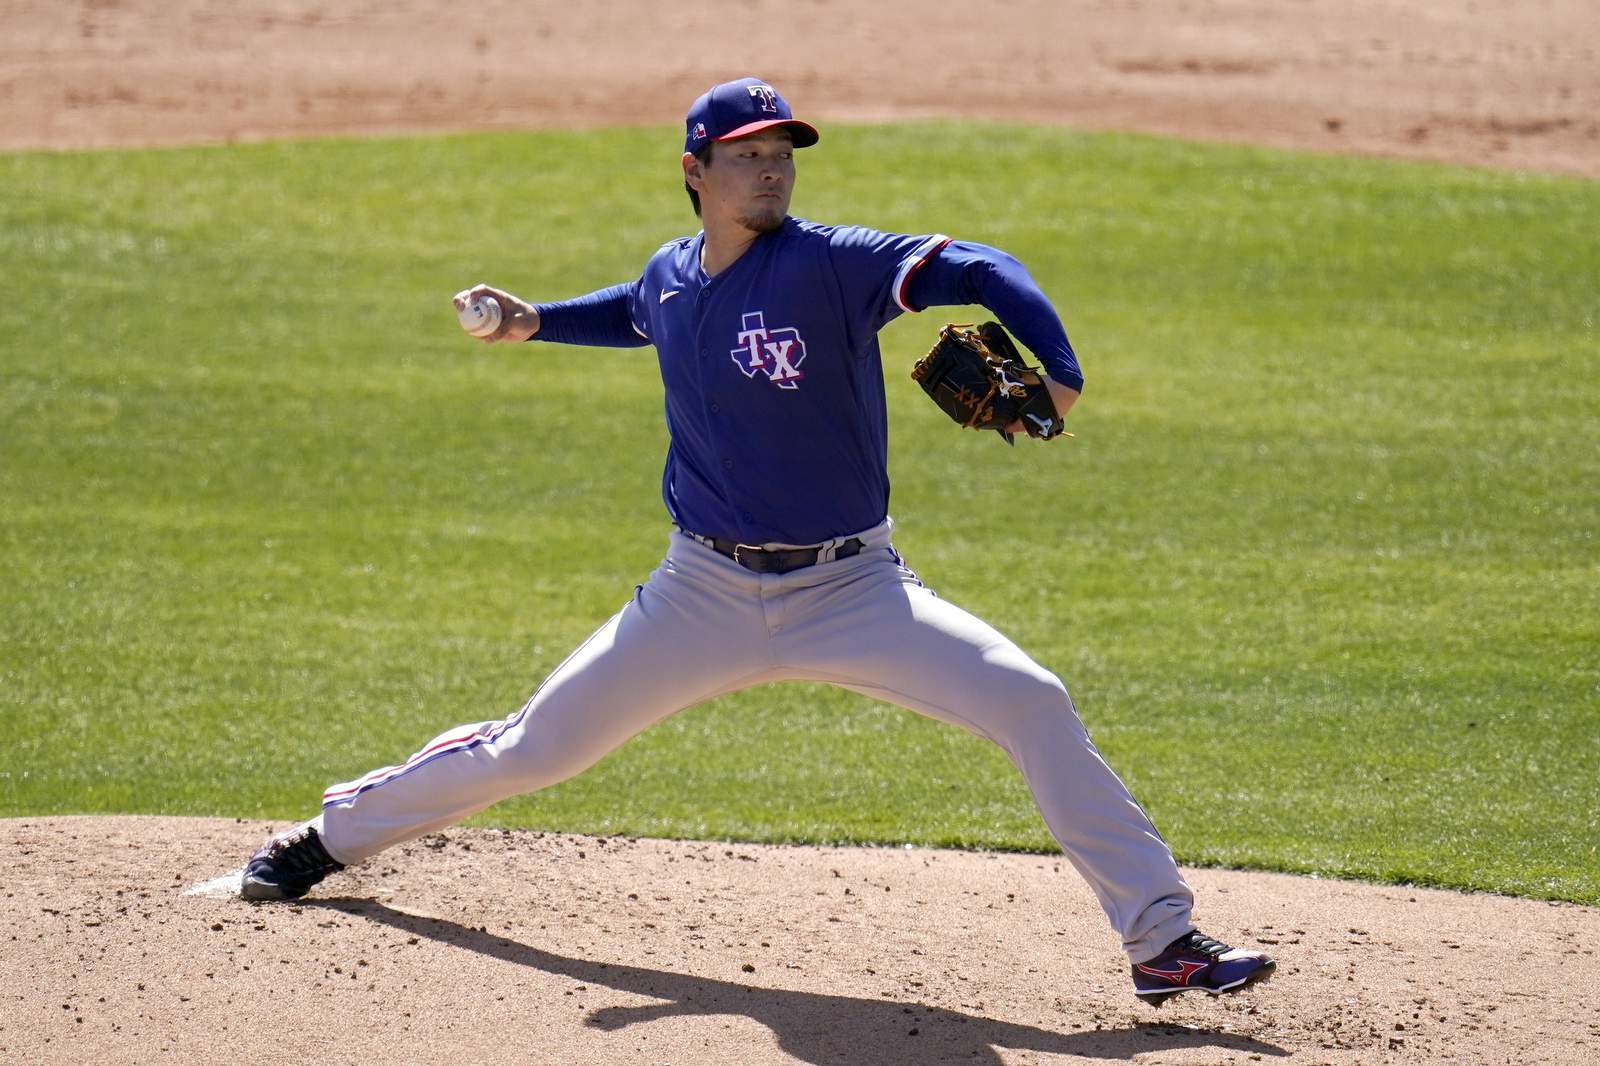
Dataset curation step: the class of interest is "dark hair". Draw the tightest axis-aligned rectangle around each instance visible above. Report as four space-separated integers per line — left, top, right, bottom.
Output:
685 142 715 217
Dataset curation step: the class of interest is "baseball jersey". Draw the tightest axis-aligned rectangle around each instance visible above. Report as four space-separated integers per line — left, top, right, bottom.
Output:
532 218 1081 546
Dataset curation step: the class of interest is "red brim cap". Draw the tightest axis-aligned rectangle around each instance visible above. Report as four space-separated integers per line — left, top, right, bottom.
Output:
714 118 820 149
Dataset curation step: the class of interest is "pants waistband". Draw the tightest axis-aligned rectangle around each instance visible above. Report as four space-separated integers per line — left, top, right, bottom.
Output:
676 527 866 574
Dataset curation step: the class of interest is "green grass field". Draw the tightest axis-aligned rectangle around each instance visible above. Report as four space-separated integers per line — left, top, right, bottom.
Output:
2 123 1596 903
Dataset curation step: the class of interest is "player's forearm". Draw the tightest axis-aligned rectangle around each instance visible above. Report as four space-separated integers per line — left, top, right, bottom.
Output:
907 241 1084 391
982 276 1083 393
1043 374 1080 418
530 283 651 348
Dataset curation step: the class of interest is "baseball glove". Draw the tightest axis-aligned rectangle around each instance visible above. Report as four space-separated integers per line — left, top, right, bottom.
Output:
910 322 1068 445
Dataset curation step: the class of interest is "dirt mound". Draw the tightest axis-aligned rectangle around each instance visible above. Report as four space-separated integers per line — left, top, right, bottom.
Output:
7 0 1598 176
3 817 1595 1064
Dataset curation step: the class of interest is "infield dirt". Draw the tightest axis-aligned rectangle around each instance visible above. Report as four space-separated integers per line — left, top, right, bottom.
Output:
5 0 1599 177
5 818 1599 1065
4 2 1597 1064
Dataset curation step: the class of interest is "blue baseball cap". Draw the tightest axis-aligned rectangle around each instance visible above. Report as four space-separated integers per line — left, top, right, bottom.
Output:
683 77 820 155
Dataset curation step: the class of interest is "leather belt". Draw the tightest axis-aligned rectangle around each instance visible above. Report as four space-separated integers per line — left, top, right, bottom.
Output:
680 528 866 574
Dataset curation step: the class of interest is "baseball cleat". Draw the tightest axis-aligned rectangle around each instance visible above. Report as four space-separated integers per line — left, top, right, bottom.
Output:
239 823 345 901
1131 930 1276 1006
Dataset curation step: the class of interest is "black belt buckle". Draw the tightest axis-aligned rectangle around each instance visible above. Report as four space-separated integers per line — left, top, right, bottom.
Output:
731 543 764 570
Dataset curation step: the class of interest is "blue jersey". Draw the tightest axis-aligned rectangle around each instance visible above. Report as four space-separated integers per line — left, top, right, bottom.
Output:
532 217 1081 546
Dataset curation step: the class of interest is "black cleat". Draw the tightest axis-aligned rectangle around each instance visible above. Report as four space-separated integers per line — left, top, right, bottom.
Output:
240 824 345 901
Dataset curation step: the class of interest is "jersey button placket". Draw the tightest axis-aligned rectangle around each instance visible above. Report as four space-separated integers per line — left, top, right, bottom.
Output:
693 273 745 534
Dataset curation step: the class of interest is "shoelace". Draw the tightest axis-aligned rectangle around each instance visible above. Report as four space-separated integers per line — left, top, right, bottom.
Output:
1173 931 1231 958
269 831 338 874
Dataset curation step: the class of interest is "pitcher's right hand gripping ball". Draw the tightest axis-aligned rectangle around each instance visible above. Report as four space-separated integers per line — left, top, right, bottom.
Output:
451 284 540 343
911 322 1069 445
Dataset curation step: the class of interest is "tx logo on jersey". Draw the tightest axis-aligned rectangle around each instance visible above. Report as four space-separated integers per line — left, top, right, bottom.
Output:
731 311 806 389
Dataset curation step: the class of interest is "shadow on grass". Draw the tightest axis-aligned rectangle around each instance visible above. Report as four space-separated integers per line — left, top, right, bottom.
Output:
310 897 1288 1065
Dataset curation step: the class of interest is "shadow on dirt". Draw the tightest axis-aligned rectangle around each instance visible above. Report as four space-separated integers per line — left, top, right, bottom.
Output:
310 898 1288 1064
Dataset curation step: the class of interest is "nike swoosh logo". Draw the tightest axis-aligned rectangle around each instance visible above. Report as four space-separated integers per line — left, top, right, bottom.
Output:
659 290 681 303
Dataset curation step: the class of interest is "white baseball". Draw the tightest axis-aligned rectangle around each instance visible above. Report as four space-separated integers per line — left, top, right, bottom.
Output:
456 292 503 338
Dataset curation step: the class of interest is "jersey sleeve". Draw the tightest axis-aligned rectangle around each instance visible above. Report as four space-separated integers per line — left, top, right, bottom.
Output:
824 226 953 336
530 278 652 349
902 239 1083 391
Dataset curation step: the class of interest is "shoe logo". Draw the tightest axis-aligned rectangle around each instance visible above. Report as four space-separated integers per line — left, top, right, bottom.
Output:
659 289 681 303
1135 959 1210 986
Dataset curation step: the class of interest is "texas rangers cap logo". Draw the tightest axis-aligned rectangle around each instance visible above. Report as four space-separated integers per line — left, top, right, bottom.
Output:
747 84 779 112
731 311 807 390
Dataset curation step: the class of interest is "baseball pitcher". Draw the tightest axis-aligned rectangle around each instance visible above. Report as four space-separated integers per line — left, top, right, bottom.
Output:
240 76 1274 1006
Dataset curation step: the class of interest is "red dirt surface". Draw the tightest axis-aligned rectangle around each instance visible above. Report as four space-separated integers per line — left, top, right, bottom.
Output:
5 818 1599 1065
5 0 1598 176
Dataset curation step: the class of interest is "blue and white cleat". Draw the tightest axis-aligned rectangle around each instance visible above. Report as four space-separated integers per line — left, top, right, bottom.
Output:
1132 930 1276 1006
239 823 345 901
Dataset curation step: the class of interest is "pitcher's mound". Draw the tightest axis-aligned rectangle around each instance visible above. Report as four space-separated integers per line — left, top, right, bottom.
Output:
2 817 1594 1064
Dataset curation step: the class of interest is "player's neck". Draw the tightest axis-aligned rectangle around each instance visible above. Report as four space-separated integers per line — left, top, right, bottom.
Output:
699 218 766 277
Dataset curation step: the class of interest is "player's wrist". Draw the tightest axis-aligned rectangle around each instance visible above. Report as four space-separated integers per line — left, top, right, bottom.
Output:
503 307 539 342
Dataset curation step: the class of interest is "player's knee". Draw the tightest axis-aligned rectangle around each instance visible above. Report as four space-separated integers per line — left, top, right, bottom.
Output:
485 716 614 792
991 669 1080 741
504 739 609 792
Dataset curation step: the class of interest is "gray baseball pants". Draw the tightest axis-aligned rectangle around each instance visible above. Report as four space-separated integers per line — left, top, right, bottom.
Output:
317 519 1196 962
